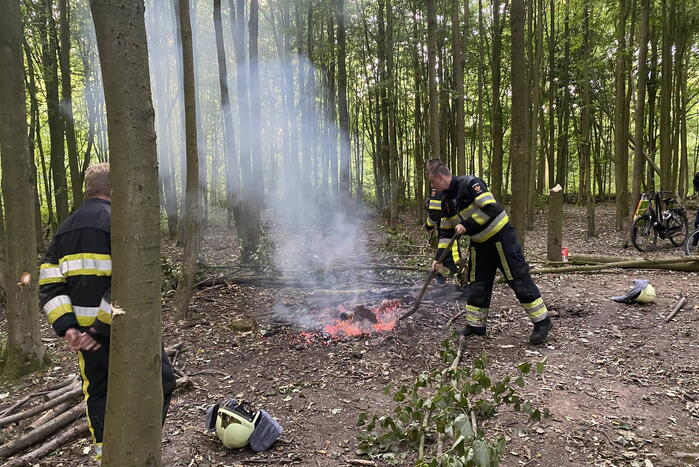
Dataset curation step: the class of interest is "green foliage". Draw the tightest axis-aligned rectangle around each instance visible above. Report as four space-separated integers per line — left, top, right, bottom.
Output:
161 255 178 293
356 339 548 466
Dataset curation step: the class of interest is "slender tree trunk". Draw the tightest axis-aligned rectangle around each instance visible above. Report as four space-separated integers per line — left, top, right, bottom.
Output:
213 0 241 235
527 0 543 229
249 0 263 199
452 0 465 174
547 0 555 190
59 0 83 209
0 0 48 379
173 0 200 321
335 0 351 194
582 0 596 237
412 3 424 224
631 0 650 220
386 0 399 226
510 0 529 246
614 0 630 231
426 0 440 161
491 0 504 198
89 0 164 464
659 0 673 190
477 0 485 176
42 0 70 224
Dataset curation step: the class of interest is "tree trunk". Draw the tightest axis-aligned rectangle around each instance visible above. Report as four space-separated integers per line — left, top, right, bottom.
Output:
631 0 650 222
547 189 563 262
335 0 351 194
527 0 543 230
582 0 596 237
412 3 424 224
42 0 70 224
614 0 630 231
659 0 673 190
213 0 241 235
547 0 555 190
490 0 504 199
88 0 164 464
173 0 201 321
426 0 440 161
0 0 48 380
249 0 263 201
509 0 529 246
59 0 83 209
452 0 465 174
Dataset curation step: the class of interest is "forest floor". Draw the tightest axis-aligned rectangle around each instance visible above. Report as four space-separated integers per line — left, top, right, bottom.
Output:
1 203 698 467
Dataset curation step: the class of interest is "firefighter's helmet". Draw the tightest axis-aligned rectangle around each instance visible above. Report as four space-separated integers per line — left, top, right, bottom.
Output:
206 399 283 452
610 280 656 304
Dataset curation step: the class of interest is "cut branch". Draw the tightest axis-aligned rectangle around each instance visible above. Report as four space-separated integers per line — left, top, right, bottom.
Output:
665 296 688 322
1 422 89 467
532 257 699 275
0 386 82 428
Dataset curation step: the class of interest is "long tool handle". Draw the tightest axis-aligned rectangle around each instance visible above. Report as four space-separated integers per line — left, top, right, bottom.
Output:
399 233 460 321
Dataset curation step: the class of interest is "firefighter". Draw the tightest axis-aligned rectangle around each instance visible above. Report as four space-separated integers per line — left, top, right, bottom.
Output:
426 159 552 345
425 185 461 283
38 163 176 462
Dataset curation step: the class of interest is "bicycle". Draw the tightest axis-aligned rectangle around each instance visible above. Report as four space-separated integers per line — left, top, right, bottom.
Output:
685 226 699 256
631 191 688 252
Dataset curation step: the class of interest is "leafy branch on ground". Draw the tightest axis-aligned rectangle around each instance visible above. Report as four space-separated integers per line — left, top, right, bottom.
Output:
356 338 548 466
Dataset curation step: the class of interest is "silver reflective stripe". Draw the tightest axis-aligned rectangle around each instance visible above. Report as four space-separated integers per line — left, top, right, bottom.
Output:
44 295 71 315
39 267 63 280
59 258 112 275
471 211 508 242
474 193 496 207
465 304 488 326
73 306 100 318
99 299 111 315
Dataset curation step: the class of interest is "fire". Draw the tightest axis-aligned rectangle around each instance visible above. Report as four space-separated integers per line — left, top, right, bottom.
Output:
321 299 402 339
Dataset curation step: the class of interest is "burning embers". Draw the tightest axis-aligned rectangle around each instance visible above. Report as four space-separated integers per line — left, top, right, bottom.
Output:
299 299 402 343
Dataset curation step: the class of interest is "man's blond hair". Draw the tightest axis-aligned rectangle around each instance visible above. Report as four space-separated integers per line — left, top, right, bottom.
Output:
84 163 111 198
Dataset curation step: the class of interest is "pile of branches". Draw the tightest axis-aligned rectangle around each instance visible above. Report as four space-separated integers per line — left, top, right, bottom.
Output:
0 343 190 466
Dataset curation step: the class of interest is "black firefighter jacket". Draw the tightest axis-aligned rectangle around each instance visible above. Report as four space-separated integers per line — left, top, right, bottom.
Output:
39 198 112 342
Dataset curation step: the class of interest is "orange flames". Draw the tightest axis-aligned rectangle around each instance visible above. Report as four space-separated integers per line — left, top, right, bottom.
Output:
321 299 402 339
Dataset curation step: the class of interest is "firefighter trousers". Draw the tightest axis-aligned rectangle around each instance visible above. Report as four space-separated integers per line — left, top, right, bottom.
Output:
77 344 177 455
464 224 548 327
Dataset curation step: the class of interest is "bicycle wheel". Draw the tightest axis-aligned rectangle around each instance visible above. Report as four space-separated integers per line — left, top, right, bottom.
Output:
631 215 657 252
667 211 688 247
685 229 699 256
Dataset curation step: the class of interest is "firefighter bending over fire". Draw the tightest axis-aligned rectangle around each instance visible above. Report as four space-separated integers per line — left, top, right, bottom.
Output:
426 159 552 345
425 185 463 284
38 163 176 462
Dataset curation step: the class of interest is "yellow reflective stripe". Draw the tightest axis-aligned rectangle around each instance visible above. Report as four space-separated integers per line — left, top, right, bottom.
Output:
474 192 496 207
471 209 489 225
97 310 112 325
76 315 96 326
471 212 508 242
59 253 112 277
440 217 456 228
47 304 73 323
97 299 112 324
39 277 66 285
495 242 513 281
39 264 65 285
522 297 544 309
451 241 460 263
465 304 488 325
426 217 436 227
438 239 451 248
469 247 476 282
429 200 442 209
528 305 547 319
78 352 98 445
44 295 73 323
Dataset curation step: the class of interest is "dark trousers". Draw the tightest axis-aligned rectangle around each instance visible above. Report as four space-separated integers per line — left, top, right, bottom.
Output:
78 345 176 446
465 224 548 327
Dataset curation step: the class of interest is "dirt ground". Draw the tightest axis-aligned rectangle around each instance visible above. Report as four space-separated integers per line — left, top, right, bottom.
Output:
0 204 698 467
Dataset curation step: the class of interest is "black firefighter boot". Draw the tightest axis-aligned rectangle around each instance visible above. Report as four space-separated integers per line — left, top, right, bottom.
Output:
458 325 486 337
529 317 552 345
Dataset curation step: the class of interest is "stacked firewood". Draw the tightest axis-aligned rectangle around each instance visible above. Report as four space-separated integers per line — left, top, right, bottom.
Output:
0 343 189 466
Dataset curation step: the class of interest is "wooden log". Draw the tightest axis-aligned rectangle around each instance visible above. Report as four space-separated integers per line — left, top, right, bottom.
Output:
0 398 31 419
26 398 79 432
568 253 699 272
1 422 89 467
0 387 82 429
0 404 85 459
531 257 699 275
44 380 80 401
664 296 688 322
44 377 76 392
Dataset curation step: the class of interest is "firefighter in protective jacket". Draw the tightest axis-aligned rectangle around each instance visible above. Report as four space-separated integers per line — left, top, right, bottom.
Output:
425 186 461 282
426 159 552 344
38 163 176 461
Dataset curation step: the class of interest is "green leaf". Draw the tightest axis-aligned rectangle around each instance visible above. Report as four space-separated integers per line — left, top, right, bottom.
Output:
536 357 548 375
357 412 369 426
453 413 474 441
518 362 532 374
514 376 525 387
472 439 491 466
